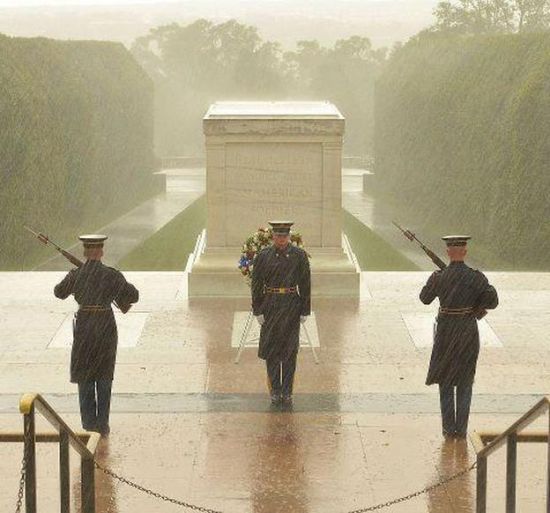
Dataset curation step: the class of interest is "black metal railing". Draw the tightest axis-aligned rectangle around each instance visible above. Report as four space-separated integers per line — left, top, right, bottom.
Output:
472 396 550 513
2 393 101 513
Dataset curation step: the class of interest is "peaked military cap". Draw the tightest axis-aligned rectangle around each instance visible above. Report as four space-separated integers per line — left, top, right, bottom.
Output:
442 235 471 247
269 221 294 234
79 234 108 247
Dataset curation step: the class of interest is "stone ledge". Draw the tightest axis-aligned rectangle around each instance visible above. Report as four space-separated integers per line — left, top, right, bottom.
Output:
204 118 345 136
189 247 359 297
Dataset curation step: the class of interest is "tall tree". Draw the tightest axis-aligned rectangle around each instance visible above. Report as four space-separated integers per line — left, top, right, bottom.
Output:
132 20 386 156
433 0 550 33
517 0 550 31
284 36 386 154
131 19 287 155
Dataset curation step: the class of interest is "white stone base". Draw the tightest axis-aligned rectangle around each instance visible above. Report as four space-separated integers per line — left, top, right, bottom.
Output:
188 246 360 298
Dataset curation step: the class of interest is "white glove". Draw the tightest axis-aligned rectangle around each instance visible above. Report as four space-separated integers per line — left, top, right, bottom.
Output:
300 315 308 324
256 314 265 325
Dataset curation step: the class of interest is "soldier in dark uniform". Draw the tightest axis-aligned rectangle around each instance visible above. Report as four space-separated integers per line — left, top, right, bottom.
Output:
54 235 139 435
420 235 498 438
251 221 311 406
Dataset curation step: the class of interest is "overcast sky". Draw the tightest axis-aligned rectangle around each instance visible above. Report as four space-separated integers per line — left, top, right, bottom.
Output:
0 0 180 5
0 0 404 7
0 0 434 48
0 0 399 5
1 0 399 5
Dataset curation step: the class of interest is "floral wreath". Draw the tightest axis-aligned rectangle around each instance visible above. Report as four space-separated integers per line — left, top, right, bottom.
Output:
238 226 309 285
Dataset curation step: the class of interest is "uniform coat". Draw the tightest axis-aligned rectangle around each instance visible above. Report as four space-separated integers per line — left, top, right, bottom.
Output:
420 261 498 386
251 244 311 361
54 260 139 383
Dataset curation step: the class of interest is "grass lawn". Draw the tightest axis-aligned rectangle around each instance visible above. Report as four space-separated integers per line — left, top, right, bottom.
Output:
118 195 419 271
342 209 420 271
118 195 206 271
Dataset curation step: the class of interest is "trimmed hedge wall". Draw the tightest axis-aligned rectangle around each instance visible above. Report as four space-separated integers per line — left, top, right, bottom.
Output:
0 34 158 270
375 33 550 270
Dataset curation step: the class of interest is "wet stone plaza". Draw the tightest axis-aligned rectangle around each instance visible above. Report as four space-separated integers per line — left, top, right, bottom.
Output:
1 270 549 512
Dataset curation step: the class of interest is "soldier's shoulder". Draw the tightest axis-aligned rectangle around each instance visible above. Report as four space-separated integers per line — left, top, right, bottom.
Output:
257 246 272 257
466 263 482 274
254 246 271 262
468 266 489 281
63 267 80 280
102 264 125 278
290 245 306 256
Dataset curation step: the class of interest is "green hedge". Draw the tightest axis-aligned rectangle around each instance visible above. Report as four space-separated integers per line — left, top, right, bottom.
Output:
375 33 550 270
0 34 159 270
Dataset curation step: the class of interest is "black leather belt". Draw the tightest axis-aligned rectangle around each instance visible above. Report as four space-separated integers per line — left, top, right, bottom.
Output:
439 307 474 316
79 305 111 313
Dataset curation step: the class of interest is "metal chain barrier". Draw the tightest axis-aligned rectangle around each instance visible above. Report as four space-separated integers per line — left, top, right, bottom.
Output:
14 429 29 513
94 461 224 513
14 454 26 513
12 420 476 513
347 461 477 512
94 458 477 512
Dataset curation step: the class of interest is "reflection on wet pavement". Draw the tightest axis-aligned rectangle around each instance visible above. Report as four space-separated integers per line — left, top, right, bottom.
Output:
1 272 549 511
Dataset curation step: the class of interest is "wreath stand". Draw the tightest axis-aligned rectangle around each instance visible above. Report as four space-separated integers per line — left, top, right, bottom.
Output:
234 309 320 364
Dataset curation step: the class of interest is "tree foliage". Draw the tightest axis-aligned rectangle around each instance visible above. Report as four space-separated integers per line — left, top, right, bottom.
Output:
375 32 550 270
284 35 386 155
433 0 550 34
0 34 158 269
131 19 386 156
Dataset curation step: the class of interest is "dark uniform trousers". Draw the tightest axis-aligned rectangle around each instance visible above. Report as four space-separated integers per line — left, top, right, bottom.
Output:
266 353 297 396
439 383 473 435
78 379 113 433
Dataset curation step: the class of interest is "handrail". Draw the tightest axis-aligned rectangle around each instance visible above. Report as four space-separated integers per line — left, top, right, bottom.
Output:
185 229 207 273
473 396 550 513
20 393 100 457
15 393 101 513
1 432 96 443
342 233 361 273
476 431 548 444
196 228 207 258
476 396 549 458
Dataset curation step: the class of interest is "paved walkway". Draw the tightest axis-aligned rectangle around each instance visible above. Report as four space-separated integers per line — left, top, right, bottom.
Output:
3 171 548 511
0 271 549 512
35 169 204 270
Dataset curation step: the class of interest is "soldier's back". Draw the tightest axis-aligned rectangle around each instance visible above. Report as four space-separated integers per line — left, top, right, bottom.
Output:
72 261 118 304
437 262 488 309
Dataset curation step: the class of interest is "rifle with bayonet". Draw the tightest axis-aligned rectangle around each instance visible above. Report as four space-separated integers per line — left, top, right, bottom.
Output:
24 226 130 313
392 221 486 320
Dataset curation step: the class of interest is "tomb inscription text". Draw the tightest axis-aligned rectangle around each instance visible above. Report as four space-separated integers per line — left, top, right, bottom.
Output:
225 142 323 245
